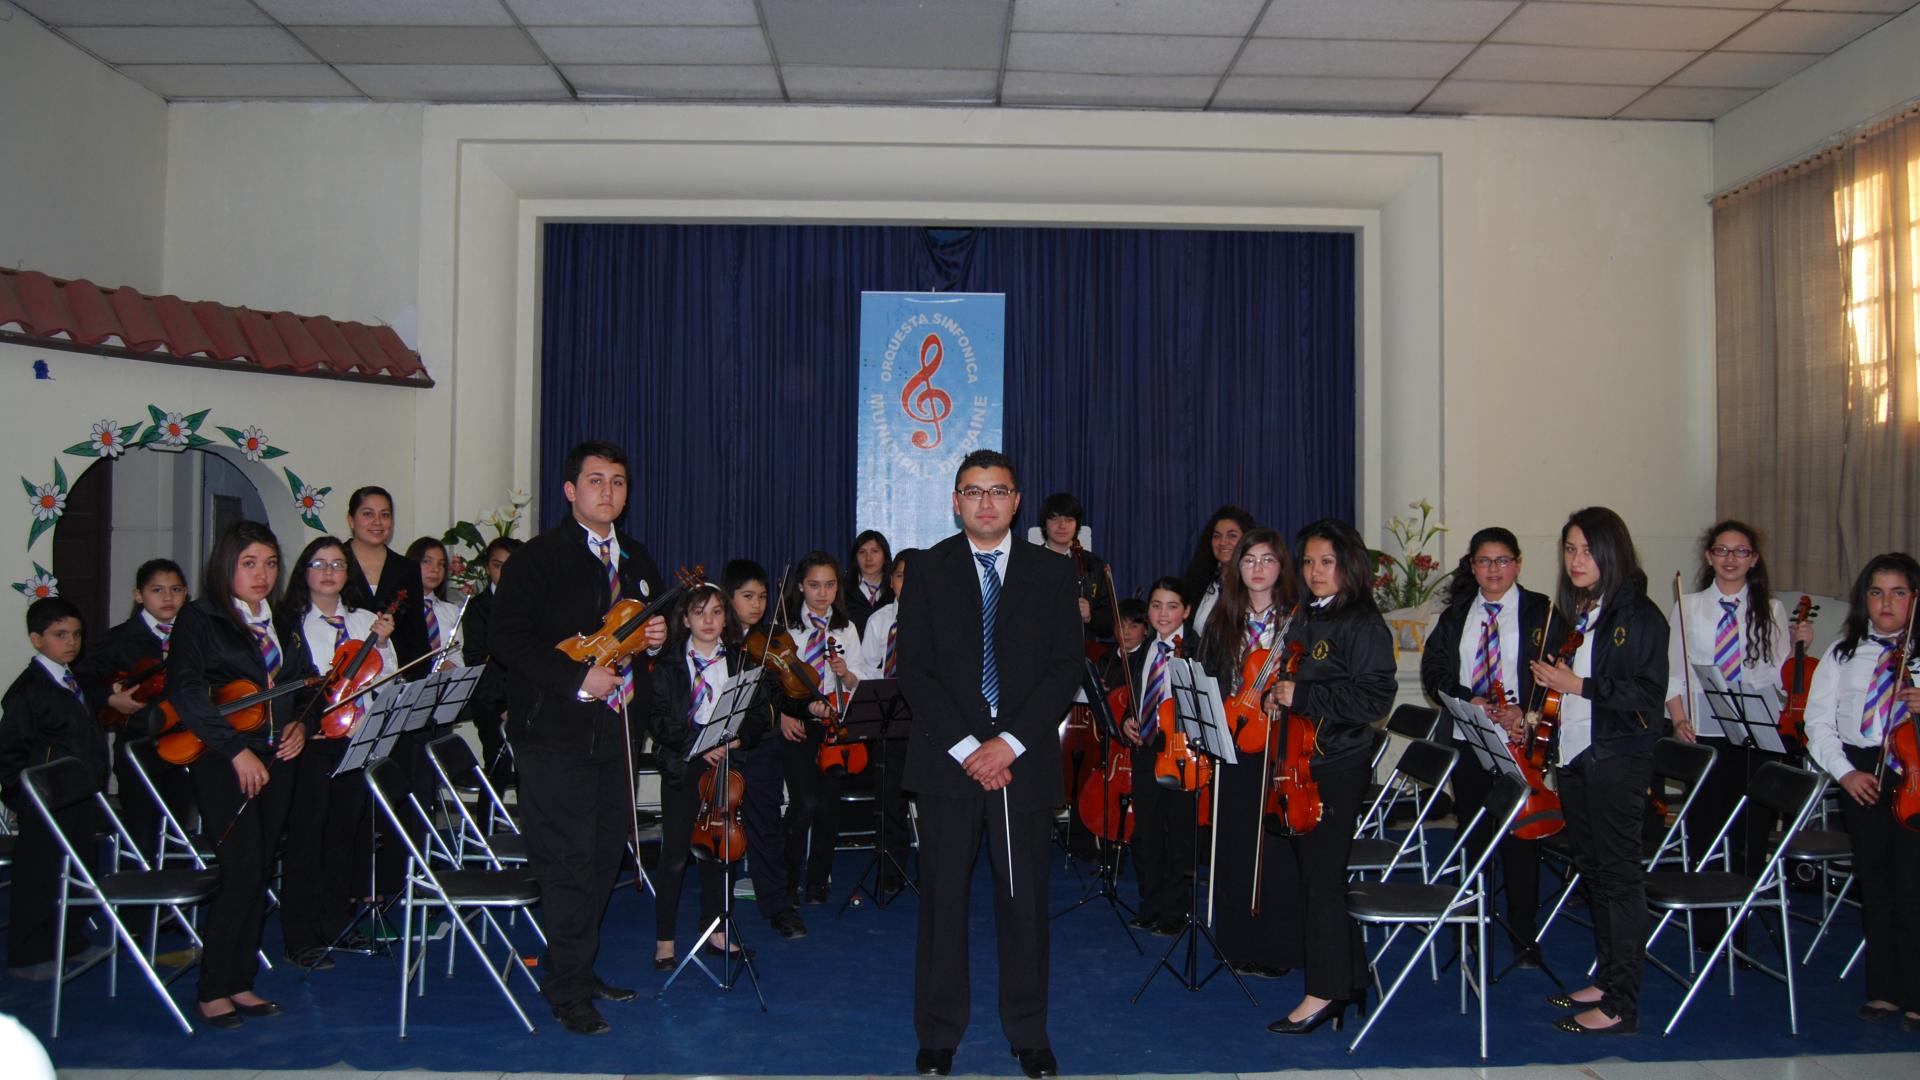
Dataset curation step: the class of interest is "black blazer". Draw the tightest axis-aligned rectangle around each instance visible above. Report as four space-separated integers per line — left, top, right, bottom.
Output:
844 579 894 637
1285 601 1398 766
84 613 170 737
1421 586 1567 743
647 649 769 787
491 522 663 757
0 661 111 812
343 546 428 673
1068 547 1116 642
164 597 318 762
458 589 506 723
897 533 1084 811
1569 586 1671 758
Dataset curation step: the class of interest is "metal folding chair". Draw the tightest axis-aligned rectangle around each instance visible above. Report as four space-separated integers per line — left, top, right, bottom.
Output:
424 733 529 871
1366 705 1443 824
22 757 218 1037
1642 761 1827 1036
1350 737 1459 882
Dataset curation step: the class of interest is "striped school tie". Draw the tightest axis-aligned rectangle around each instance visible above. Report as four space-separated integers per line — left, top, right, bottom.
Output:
1142 640 1171 715
424 601 442 652
884 621 898 678
976 551 1001 711
248 617 281 686
804 615 830 680
1471 602 1502 697
1247 610 1273 653
1862 636 1907 740
1714 599 1743 682
322 612 349 653
593 535 633 712
157 622 173 658
60 670 85 704
689 649 724 725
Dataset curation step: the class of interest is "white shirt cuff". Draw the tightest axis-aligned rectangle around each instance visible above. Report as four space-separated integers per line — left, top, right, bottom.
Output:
999 733 1026 758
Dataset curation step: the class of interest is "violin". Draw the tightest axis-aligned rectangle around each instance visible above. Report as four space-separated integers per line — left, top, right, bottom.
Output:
1777 595 1820 746
742 627 825 702
100 657 168 730
691 762 748 863
1524 615 1586 770
1491 679 1564 839
1152 637 1210 792
816 640 870 776
315 591 406 740
1225 612 1296 753
1874 605 1919 831
1261 641 1321 837
556 565 704 669
154 675 326 765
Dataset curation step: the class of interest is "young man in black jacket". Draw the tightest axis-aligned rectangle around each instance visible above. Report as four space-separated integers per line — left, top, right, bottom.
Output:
489 440 665 1036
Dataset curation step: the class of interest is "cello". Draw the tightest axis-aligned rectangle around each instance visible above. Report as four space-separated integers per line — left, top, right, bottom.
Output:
1078 675 1137 843
1491 679 1564 839
1776 595 1820 746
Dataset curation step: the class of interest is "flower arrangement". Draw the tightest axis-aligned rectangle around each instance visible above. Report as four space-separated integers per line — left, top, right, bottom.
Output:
1370 499 1452 612
441 489 531 595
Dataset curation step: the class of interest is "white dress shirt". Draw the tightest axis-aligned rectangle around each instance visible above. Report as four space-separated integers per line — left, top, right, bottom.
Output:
1454 586 1522 704
1665 586 1789 737
300 603 399 676
857 601 899 681
963 530 1025 758
1556 601 1602 765
1802 636 1919 783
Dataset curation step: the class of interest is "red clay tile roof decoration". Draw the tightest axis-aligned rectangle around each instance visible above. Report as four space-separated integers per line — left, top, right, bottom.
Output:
0 268 430 386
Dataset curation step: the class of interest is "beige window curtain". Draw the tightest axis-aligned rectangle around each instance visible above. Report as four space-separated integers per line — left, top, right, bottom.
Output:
1714 109 1920 597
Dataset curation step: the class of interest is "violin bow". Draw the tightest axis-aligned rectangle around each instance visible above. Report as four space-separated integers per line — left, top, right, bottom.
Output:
1674 572 1695 735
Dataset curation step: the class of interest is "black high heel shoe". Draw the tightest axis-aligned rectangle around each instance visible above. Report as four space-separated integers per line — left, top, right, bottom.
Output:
1266 999 1347 1035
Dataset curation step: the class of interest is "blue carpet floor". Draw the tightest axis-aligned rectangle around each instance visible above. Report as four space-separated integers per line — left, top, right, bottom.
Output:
4 837 1912 1075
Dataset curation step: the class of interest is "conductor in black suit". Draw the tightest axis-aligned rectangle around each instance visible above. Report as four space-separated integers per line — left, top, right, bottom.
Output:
897 449 1083 1079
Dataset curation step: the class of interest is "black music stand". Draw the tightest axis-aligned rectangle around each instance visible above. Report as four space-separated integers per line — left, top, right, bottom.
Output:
661 667 767 1009
1441 694 1568 992
832 677 918 914
1695 666 1788 756
1053 660 1142 954
1132 657 1258 1006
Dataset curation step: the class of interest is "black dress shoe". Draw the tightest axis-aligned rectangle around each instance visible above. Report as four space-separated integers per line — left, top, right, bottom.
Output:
1267 999 1347 1034
233 999 282 1018
1127 912 1159 931
652 955 676 972
1152 914 1184 936
773 911 810 939
197 1004 244 1030
804 884 830 905
552 999 611 1035
1012 1047 1058 1078
915 1048 954 1076
593 978 639 1002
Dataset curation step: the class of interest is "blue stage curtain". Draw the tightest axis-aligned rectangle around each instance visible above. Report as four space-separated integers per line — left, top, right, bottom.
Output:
539 223 1354 599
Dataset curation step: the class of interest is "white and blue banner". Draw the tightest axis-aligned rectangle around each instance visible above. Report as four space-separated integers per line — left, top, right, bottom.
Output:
857 291 1006 553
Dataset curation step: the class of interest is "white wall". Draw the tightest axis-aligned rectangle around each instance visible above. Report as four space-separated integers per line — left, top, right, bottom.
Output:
1714 6 1920 191
0 7 166 290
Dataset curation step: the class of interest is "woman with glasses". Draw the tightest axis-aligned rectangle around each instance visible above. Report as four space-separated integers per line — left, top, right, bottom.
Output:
1422 527 1567 969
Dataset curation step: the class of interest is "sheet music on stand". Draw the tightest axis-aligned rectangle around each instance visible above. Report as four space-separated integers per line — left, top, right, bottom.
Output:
1692 663 1788 754
689 668 761 758
420 663 484 728
1170 658 1236 766
1439 693 1524 782
332 679 421 779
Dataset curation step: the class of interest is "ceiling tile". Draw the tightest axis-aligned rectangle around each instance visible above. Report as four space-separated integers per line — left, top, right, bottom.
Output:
254 0 513 25
60 26 312 64
1213 75 1434 111
114 63 361 98
1493 3 1759 50
1783 0 1916 11
1544 0 1772 7
335 63 570 101
784 65 999 102
507 0 762 25
1419 79 1645 117
562 64 783 99
1667 50 1822 87
1615 85 1760 119
530 26 769 65
10 0 271 25
1000 71 1217 108
1013 0 1267 36
1719 10 1894 52
1255 0 1521 43
1454 43 1700 85
1235 38 1472 79
1007 32 1241 75
291 26 545 65
761 0 1008 68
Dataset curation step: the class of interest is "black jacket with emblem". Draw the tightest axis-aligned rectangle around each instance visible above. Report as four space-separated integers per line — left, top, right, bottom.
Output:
1566 583 1670 758
1421 585 1568 743
1284 599 1398 766
164 596 319 762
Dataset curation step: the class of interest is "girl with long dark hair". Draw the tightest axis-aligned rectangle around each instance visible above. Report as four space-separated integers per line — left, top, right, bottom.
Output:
1180 504 1257 634
778 550 863 905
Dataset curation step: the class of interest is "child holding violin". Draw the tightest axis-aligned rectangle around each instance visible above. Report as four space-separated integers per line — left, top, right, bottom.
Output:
721 560 809 940
165 520 315 1029
1800 552 1920 1030
1421 527 1565 968
278 535 397 971
1196 531 1303 979
1120 577 1201 937
649 583 761 970
779 549 864 906
1260 519 1395 1035
853 548 916 893
91 558 193 858
1528 507 1668 1037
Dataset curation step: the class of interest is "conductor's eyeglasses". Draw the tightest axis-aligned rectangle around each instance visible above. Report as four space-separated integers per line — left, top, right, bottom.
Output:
956 486 1017 502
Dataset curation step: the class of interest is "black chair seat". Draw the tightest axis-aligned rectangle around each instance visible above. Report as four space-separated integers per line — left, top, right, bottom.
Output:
0 834 14 863
1645 869 1758 908
98 867 220 906
481 832 527 862
1347 837 1402 872
1347 881 1466 921
1772 828 1849 859
429 869 540 905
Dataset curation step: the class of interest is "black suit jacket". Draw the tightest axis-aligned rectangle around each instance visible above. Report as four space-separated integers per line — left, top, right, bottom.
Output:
163 597 318 762
897 533 1084 811
1421 586 1567 743
845 580 894 637
0 660 111 812
491 521 663 757
343 546 429 673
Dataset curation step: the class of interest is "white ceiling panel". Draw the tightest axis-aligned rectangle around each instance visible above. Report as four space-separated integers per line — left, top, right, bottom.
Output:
1007 33 1241 76
1493 3 1760 50
1255 0 1521 43
337 63 569 100
762 0 1009 68
507 0 762 25
784 65 998 102
1616 85 1761 119
1719 10 1893 52
291 26 545 65
1003 71 1218 107
1455 44 1700 85
1667 50 1822 87
115 63 359 99
1419 79 1646 117
1214 75 1435 111
1784 0 1915 11
8 1 272 24
1235 39 1473 79
530 26 770 65
1546 0 1771 7
60 26 312 65
254 0 513 25
562 64 783 99
1013 0 1266 36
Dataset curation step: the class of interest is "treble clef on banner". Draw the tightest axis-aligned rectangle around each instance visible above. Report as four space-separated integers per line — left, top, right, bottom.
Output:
900 332 953 450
